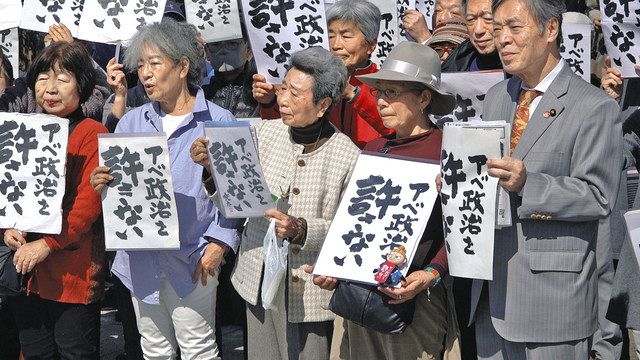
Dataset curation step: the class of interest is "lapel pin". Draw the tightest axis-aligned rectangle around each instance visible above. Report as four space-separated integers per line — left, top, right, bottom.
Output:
549 109 556 116
543 111 550 118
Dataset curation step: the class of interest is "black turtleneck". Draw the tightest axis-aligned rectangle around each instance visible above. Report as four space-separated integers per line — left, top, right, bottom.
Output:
289 117 335 147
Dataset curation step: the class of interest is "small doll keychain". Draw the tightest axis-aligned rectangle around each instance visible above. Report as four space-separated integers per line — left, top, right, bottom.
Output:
374 245 407 286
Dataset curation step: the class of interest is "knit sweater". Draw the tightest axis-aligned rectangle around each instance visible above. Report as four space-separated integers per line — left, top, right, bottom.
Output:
29 118 108 304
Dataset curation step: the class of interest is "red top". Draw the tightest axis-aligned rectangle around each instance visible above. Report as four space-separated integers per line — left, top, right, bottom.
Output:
259 63 394 149
363 129 448 276
30 118 108 304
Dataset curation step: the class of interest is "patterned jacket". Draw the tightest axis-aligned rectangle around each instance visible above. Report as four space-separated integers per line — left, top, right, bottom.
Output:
230 120 360 323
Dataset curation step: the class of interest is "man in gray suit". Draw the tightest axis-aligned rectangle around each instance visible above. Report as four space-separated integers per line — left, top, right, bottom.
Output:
470 0 623 358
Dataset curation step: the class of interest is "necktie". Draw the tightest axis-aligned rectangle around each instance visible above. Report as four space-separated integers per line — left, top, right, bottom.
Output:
510 90 540 154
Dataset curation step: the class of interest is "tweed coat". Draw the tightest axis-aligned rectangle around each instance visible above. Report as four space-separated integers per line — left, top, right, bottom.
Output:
230 119 360 323
470 64 623 343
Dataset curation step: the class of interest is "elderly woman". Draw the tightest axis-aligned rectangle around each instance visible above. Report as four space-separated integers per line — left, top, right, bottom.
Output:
191 47 360 360
0 24 110 120
89 19 243 360
1 41 108 358
312 42 458 360
252 0 392 148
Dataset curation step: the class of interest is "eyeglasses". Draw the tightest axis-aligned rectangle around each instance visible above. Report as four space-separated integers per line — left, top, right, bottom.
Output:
431 45 457 58
369 87 420 100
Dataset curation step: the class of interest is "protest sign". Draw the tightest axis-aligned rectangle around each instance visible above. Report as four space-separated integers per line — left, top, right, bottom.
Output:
77 0 167 44
0 28 19 79
0 113 68 234
369 0 399 66
241 0 329 84
98 133 180 250
441 124 501 280
314 153 440 285
185 0 243 43
0 1 22 31
430 70 505 128
600 0 640 78
397 0 416 38
21 0 83 36
560 12 592 82
416 0 436 30
204 122 274 218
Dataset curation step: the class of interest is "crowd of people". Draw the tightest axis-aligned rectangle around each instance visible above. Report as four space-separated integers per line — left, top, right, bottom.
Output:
0 0 639 359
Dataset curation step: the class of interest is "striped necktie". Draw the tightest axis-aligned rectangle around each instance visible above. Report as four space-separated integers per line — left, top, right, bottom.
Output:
510 89 541 154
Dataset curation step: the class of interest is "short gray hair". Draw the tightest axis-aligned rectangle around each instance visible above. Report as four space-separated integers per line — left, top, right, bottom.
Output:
124 18 202 91
289 47 347 113
492 0 565 46
326 0 381 45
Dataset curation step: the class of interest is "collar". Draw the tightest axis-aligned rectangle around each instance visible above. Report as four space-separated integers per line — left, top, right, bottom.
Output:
521 59 565 93
350 61 378 86
383 128 435 146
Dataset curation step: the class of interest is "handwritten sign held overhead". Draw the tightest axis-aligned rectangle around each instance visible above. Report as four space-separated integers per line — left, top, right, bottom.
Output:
369 0 399 66
77 0 167 44
0 1 22 31
0 113 68 234
600 0 640 78
99 133 180 250
416 0 435 30
314 153 440 285
185 0 243 43
441 124 501 280
204 122 274 218
21 0 84 36
560 13 592 82
0 28 19 79
241 0 329 84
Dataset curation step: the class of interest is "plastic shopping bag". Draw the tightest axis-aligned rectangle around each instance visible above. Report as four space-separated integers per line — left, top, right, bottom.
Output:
261 219 288 310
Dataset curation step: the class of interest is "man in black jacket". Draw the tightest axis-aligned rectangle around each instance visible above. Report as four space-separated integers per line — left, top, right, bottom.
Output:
441 0 502 72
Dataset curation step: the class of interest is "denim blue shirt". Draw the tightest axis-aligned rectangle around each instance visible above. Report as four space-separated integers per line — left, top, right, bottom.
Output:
111 89 244 304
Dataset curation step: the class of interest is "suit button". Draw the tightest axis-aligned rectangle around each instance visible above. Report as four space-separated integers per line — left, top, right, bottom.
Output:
298 159 306 167
291 275 300 282
530 214 538 219
545 215 552 220
291 247 300 254
292 187 300 195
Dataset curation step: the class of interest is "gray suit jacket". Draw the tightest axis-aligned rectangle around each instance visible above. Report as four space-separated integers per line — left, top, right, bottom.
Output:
470 64 623 342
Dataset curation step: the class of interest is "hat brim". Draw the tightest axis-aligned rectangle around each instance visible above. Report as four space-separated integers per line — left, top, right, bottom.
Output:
357 70 456 116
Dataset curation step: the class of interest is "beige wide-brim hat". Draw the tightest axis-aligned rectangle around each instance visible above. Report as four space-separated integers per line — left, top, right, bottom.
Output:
357 41 456 116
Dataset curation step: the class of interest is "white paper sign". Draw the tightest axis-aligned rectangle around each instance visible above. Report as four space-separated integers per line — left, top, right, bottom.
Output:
441 125 501 280
77 0 167 44
397 0 416 38
370 0 399 66
185 0 243 43
600 0 640 78
98 133 180 250
204 122 274 218
0 28 19 78
314 153 440 285
430 70 505 128
20 0 84 36
416 0 435 30
560 15 592 82
241 0 329 84
623 209 640 270
0 113 68 234
0 1 22 31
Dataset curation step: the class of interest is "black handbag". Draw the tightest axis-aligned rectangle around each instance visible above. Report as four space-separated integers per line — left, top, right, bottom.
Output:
0 244 28 296
329 280 416 334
